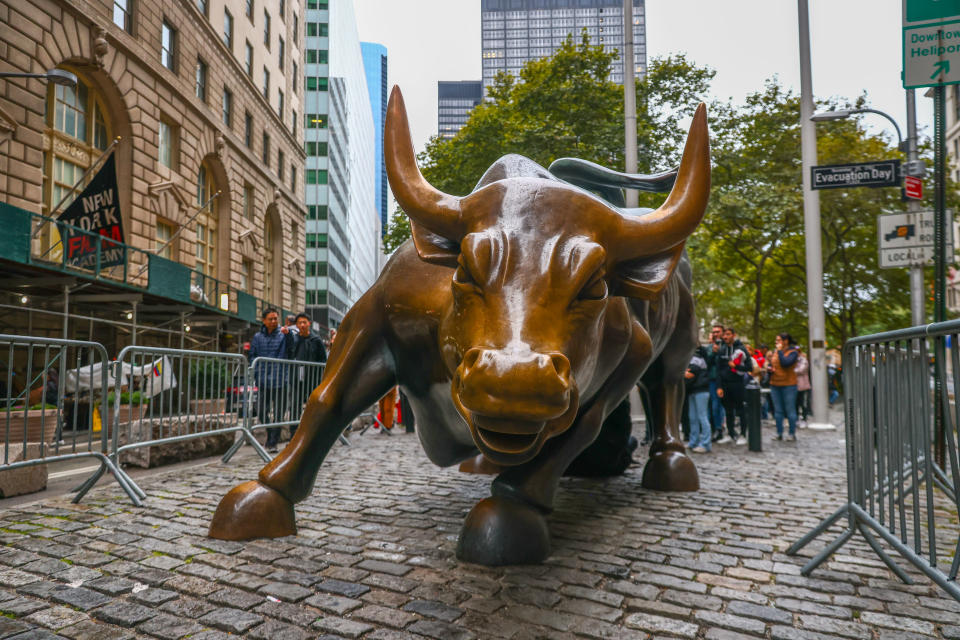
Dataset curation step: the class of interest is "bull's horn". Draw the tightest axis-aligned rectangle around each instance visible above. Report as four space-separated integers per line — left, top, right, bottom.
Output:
618 103 710 257
384 86 462 239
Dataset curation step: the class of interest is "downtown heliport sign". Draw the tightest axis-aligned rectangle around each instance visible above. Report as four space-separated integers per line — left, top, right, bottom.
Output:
903 0 960 88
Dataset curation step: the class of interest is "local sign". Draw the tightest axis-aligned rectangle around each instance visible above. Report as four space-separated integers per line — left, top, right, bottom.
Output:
905 175 924 199
878 209 954 268
903 0 960 88
811 160 900 190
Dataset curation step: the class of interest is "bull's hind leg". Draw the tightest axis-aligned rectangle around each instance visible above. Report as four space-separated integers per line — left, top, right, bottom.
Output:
456 323 651 566
640 291 699 491
209 293 396 540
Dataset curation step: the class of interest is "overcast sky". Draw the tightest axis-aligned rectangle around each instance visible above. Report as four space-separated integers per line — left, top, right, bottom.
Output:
354 0 924 161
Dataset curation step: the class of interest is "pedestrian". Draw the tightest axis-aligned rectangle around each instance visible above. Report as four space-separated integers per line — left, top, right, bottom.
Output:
757 342 773 421
249 308 293 453
716 327 752 445
685 345 712 453
795 347 811 428
286 313 327 440
766 333 800 441
704 324 726 442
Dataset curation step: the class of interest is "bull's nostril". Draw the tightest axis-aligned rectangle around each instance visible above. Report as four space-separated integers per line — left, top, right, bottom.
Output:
462 348 482 371
549 353 571 383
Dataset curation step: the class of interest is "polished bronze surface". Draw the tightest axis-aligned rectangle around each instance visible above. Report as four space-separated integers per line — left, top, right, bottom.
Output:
209 86 711 565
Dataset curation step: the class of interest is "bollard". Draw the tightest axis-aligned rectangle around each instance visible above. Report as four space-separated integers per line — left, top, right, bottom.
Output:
745 387 762 452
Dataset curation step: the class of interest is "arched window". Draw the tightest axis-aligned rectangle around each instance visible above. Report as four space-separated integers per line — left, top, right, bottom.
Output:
195 163 218 278
43 71 110 214
263 214 275 304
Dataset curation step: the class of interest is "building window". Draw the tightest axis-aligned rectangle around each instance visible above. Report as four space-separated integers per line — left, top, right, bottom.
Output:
264 216 277 303
290 164 296 192
156 220 175 259
113 0 132 32
262 68 269 98
307 22 328 37
293 13 298 39
43 72 111 220
158 117 178 169
240 259 252 291
306 113 327 128
306 169 327 184
262 132 270 166
292 62 298 93
245 41 253 76
244 112 253 147
292 109 297 136
263 9 271 47
278 150 285 181
245 0 253 20
306 50 328 64
278 37 285 72
196 0 207 17
305 141 327 156
223 8 234 48
221 88 233 127
195 163 218 278
279 0 285 19
306 77 327 91
243 183 254 220
278 89 284 117
195 58 207 101
161 20 177 70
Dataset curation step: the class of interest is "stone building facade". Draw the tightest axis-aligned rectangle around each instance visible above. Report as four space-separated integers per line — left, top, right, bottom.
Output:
0 0 306 345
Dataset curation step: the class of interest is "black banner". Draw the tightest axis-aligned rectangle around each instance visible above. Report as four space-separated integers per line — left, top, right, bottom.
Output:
57 151 125 268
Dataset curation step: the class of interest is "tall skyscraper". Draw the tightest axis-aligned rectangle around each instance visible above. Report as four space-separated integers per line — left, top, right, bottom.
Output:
481 0 647 94
304 0 379 331
438 81 483 139
361 42 389 235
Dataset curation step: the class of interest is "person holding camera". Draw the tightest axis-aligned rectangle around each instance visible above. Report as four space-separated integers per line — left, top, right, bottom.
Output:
766 333 800 441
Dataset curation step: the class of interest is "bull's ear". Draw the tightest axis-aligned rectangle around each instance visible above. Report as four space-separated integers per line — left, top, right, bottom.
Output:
410 220 460 266
610 243 684 300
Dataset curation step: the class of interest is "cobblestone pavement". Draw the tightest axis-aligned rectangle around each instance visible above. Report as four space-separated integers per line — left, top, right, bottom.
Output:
0 423 957 639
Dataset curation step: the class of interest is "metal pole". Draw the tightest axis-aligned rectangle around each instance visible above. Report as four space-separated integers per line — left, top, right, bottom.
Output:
906 89 925 326
179 312 186 351
62 285 69 340
623 0 638 208
935 83 947 467
130 300 138 347
798 0 832 430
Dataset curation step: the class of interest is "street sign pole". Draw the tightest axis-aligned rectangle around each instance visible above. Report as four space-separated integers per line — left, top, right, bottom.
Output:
935 82 947 468
798 0 832 430
906 89 925 326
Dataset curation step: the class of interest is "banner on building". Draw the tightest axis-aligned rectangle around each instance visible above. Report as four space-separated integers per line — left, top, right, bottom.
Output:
57 151 125 268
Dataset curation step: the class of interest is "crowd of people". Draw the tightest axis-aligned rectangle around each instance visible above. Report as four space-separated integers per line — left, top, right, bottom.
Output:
683 323 841 453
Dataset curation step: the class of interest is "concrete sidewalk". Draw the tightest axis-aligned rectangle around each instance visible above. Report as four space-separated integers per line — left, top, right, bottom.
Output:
0 421 954 639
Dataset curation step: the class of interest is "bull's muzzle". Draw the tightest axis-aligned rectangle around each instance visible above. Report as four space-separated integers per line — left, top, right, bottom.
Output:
453 348 578 464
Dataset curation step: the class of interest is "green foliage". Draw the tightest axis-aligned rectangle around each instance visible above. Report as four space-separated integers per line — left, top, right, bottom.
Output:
188 360 230 399
106 391 150 405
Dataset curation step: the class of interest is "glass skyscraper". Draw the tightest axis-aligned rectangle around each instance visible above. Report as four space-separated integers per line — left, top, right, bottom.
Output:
481 0 647 94
361 42 389 235
304 0 379 330
438 81 483 139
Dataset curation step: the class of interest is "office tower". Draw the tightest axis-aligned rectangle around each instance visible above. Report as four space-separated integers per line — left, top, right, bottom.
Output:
438 81 483 139
481 0 647 94
361 42 389 235
304 0 379 331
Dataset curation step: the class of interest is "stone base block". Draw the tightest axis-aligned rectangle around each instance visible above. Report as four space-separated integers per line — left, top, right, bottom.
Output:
0 444 48 497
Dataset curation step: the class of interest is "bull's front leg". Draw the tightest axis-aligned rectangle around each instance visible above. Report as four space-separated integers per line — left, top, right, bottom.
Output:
456 325 651 566
209 293 396 540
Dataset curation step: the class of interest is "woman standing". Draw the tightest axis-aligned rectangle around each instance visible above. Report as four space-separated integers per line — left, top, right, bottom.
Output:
766 333 800 441
795 349 811 428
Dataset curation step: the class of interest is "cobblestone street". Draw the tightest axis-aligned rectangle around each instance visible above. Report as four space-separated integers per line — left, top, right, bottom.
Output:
0 424 956 639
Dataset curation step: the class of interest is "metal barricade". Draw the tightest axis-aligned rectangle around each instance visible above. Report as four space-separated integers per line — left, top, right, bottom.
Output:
789 319 960 602
238 357 345 455
110 346 270 501
0 334 139 504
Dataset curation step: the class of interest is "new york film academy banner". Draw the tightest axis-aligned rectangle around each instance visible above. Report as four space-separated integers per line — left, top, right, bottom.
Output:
57 151 126 269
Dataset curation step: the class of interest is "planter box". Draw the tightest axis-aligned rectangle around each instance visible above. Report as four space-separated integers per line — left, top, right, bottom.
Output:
116 413 237 469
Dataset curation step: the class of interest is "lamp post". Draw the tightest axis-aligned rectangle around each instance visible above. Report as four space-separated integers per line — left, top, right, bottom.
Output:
810 104 927 327
0 69 77 87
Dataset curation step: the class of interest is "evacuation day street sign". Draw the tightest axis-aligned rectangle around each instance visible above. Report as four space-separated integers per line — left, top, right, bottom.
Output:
810 160 901 190
903 0 960 88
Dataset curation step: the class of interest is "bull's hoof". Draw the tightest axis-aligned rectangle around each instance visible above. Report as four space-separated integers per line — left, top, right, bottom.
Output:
641 450 699 491
208 480 297 540
458 453 502 475
456 496 550 566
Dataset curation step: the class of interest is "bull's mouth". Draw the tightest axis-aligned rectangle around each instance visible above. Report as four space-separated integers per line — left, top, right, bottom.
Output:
474 416 544 454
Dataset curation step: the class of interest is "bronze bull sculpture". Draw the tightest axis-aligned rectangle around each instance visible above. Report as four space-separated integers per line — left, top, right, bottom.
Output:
210 86 711 565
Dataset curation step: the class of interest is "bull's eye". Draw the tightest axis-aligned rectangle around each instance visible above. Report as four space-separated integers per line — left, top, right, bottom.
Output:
579 277 608 301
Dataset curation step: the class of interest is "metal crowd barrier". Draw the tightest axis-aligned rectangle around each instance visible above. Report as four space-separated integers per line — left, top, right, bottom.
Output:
789 319 960 602
228 357 345 457
0 334 139 504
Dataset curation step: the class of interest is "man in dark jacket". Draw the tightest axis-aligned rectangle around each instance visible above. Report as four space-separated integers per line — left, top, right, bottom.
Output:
716 327 753 445
287 313 327 438
704 324 726 441
249 308 293 453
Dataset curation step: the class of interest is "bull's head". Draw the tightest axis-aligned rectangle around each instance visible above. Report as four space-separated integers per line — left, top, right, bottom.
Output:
385 87 710 466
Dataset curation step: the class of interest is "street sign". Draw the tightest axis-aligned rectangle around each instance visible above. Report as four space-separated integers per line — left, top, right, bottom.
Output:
811 160 900 190
905 175 924 199
878 209 954 268
903 0 960 88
